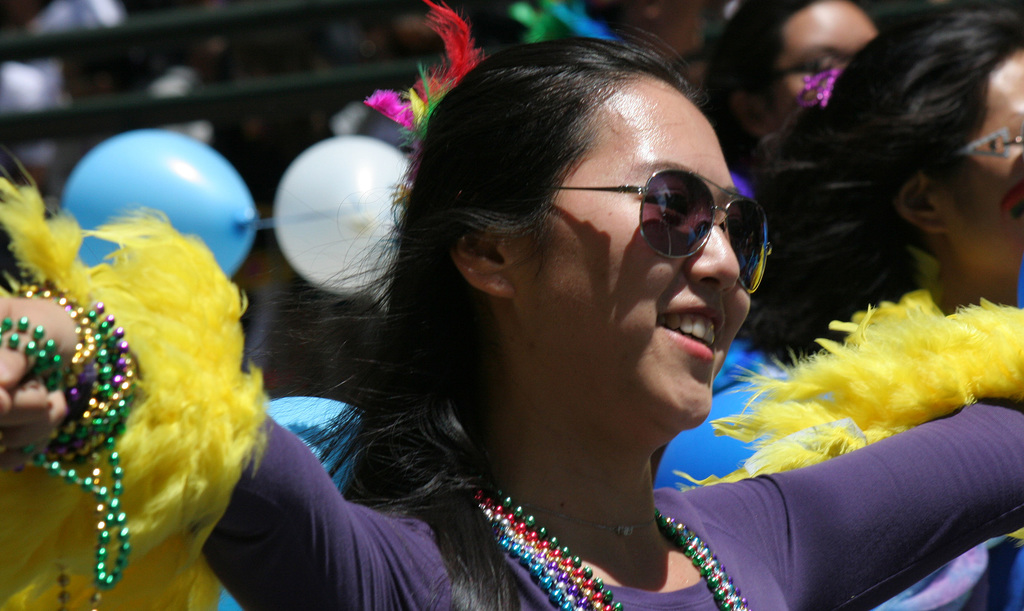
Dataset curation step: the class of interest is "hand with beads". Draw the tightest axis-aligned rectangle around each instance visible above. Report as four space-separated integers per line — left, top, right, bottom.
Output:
0 297 76 470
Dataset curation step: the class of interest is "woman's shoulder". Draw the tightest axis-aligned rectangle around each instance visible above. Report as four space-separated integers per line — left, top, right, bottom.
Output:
650 485 791 607
208 420 451 609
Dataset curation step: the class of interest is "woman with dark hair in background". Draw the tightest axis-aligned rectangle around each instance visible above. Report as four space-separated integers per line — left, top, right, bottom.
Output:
747 2 1024 358
654 0 876 513
705 3 1024 609
703 0 876 196
0 4 1023 610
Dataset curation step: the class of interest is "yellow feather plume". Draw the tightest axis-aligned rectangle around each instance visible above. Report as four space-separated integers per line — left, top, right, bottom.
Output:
705 289 1024 541
0 181 267 610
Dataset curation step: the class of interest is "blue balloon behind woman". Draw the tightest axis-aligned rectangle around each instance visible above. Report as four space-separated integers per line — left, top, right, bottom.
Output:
62 129 257 276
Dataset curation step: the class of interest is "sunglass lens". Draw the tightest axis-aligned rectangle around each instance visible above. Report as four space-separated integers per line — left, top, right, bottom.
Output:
725 199 768 291
639 172 714 257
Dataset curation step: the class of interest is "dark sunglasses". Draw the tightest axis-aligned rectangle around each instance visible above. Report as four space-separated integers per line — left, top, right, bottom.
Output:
557 169 771 292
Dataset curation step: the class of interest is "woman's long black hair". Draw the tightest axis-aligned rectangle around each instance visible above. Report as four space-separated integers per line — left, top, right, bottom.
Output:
743 1 1024 360
309 36 697 610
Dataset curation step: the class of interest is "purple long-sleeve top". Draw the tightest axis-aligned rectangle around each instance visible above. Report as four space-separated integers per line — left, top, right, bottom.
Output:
204 402 1024 610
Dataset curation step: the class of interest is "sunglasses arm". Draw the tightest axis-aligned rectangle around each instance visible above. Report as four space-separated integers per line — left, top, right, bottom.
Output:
557 185 647 195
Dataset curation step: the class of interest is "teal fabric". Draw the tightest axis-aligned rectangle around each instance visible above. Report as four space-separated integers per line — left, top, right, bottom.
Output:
219 396 347 611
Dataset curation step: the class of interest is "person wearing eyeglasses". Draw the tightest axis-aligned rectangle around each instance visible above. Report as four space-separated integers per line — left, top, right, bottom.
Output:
721 3 1024 609
1 3 1024 610
743 0 1024 377
703 0 877 198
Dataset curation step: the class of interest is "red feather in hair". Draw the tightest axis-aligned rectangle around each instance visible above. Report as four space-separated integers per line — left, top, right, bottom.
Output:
364 0 486 185
419 0 484 97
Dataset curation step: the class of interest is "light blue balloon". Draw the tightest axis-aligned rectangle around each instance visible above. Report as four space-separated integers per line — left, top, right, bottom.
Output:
62 129 257 276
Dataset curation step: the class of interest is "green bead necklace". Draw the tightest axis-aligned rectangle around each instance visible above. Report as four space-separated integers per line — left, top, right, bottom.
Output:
34 450 130 593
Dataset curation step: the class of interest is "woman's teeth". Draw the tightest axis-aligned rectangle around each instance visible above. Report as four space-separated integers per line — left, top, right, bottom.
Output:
660 313 715 345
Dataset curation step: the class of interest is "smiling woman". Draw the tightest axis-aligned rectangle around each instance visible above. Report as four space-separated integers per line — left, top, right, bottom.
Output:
477 79 753 447
1 2 1024 611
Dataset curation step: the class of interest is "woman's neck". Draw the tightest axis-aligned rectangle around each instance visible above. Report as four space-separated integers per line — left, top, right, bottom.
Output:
474 307 701 591
484 391 657 510
924 240 1019 312
480 383 696 589
481 437 698 591
936 263 1018 313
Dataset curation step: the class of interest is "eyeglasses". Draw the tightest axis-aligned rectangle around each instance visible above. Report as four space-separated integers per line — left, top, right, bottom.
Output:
956 120 1024 158
557 169 772 292
772 52 853 80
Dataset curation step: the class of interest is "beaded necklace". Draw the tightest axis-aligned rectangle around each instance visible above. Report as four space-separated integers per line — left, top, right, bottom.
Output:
5 292 137 610
476 490 750 611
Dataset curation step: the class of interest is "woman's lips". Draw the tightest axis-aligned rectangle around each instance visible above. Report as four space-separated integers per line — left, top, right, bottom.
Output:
1001 178 1024 219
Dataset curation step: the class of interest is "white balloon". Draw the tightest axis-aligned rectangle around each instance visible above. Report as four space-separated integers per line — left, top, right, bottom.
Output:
273 136 407 293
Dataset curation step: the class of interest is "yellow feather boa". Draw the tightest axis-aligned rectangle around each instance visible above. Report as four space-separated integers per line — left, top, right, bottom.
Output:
0 181 267 610
709 288 1024 538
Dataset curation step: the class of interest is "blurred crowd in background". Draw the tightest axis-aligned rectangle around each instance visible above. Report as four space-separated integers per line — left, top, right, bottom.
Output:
0 0 957 395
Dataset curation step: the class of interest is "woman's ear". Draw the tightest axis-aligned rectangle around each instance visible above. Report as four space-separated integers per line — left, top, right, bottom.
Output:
728 90 780 139
893 172 949 234
450 232 521 298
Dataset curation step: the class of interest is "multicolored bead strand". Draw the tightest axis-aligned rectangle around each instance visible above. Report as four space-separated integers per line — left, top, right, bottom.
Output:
18 286 99 384
11 286 137 598
477 490 751 611
34 299 136 464
655 511 750 611
478 490 623 611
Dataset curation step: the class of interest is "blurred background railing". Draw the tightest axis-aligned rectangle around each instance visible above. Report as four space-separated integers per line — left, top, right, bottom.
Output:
0 0 967 394
0 0 501 143
0 0 962 144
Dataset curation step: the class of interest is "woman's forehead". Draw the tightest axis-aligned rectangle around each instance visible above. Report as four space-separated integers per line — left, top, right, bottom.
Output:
582 80 731 186
985 50 1024 122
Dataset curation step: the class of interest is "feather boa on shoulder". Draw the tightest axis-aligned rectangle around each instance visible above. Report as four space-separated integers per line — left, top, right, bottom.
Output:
709 288 1024 537
0 181 267 610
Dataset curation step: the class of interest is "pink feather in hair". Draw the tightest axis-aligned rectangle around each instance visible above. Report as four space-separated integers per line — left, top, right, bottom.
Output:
363 0 485 187
365 89 414 130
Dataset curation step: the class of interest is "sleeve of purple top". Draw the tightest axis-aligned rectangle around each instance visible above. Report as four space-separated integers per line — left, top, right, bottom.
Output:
681 401 1024 610
202 421 451 610
204 403 1024 609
